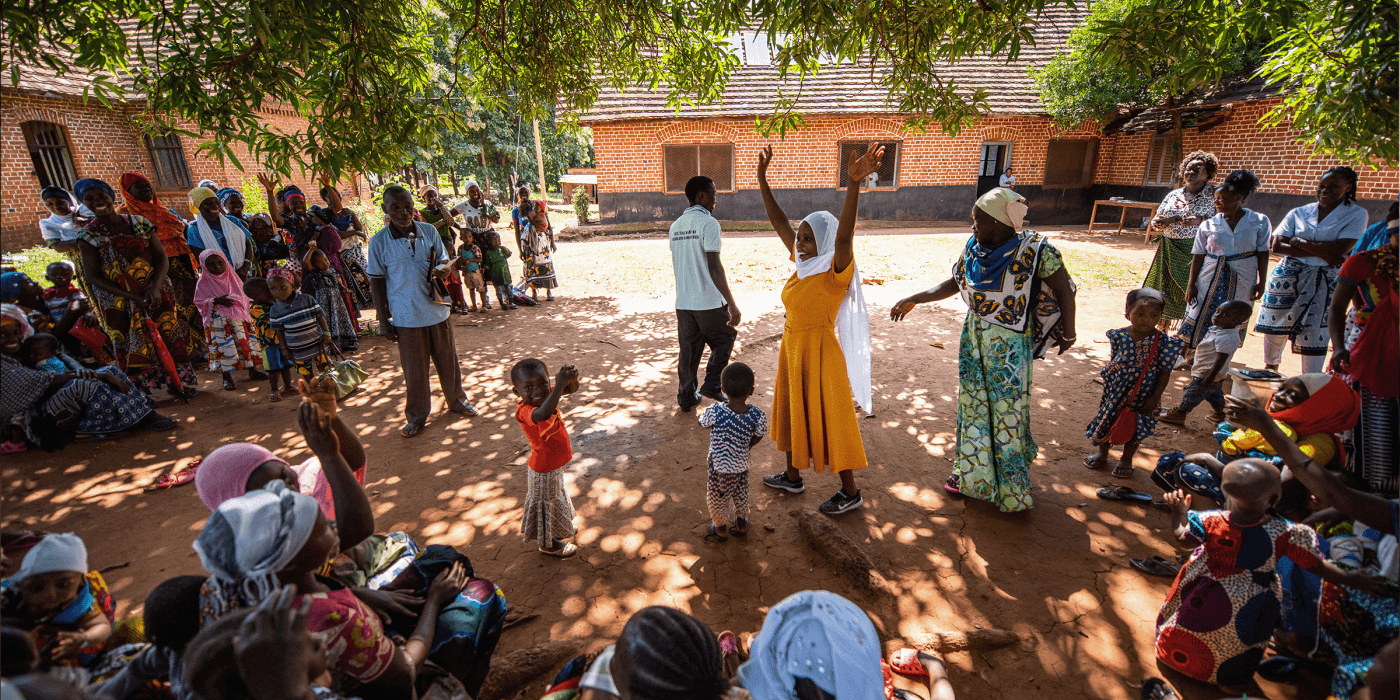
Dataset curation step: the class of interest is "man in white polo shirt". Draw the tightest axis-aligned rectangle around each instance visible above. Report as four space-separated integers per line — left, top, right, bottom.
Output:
669 176 741 412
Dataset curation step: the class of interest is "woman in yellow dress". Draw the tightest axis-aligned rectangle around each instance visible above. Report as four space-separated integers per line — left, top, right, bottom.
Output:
755 144 881 515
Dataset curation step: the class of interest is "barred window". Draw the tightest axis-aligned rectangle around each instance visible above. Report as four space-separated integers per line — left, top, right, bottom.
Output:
1044 139 1099 188
663 144 734 193
1143 135 1175 187
21 121 77 190
144 133 193 189
838 141 899 187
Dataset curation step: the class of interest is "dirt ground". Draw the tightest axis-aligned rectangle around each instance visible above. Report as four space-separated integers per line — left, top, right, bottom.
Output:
2 224 1334 700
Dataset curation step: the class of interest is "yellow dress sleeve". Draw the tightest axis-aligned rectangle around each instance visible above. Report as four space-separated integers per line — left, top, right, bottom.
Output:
1222 419 1298 456
1296 433 1336 466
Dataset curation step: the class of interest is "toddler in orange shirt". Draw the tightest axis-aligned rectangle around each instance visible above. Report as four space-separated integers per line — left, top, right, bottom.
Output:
511 358 581 558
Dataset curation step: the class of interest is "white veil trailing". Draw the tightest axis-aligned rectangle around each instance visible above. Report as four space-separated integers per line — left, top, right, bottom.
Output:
795 211 873 414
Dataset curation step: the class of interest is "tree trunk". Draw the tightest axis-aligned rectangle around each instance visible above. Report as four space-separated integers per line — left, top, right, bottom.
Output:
431 158 441 195
532 116 547 201
1168 95 1183 184
450 172 460 196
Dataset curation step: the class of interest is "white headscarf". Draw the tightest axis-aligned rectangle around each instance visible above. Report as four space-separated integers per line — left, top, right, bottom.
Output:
192 197 250 270
193 481 320 618
736 590 885 699
975 187 1028 230
9 533 87 584
1296 373 1333 397
795 211 872 413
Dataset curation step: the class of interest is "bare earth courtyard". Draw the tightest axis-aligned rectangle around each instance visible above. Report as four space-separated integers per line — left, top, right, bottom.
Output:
2 226 1330 700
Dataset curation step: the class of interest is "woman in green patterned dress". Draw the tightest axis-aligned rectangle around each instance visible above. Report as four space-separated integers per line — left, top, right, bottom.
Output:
891 188 1077 512
1143 151 1219 330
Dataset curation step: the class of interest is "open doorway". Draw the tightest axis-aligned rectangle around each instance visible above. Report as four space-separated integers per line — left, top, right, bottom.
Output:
977 142 1012 197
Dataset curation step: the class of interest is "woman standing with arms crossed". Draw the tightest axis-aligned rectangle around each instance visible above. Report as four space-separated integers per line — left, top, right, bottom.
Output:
1143 152 1220 330
890 188 1077 512
755 145 879 516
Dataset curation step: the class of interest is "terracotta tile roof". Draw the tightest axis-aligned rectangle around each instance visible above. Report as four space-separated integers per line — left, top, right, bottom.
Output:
578 8 1089 122
1103 76 1278 134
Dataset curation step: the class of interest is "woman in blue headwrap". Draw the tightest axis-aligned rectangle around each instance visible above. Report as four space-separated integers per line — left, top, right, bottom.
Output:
74 177 201 397
891 188 1078 512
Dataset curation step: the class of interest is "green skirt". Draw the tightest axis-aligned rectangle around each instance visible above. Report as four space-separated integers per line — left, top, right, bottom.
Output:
1143 237 1194 321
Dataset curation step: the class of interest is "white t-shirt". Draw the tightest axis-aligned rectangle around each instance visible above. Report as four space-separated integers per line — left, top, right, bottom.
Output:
669 205 725 310
1191 325 1244 379
999 173 1016 187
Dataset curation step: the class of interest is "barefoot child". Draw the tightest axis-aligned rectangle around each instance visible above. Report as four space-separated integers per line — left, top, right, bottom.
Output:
193 250 267 391
267 267 331 379
244 276 296 401
0 534 114 670
1160 300 1252 425
1085 289 1185 478
699 363 768 542
457 232 486 312
1155 460 1391 691
511 358 581 557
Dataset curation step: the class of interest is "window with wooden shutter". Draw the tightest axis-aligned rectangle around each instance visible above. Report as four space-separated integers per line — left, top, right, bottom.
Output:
1043 139 1099 188
838 141 900 187
21 121 77 190
1143 135 1176 186
663 144 734 193
144 133 193 189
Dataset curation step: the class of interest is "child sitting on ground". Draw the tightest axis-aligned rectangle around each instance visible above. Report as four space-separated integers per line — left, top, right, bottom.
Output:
41 261 112 365
1155 459 1389 691
457 232 486 312
301 242 358 352
41 261 85 323
482 230 515 311
89 575 206 699
699 363 768 543
511 358 581 557
267 267 331 379
194 250 267 392
22 333 76 374
1160 300 1253 426
1085 289 1186 478
0 533 114 670
244 276 296 401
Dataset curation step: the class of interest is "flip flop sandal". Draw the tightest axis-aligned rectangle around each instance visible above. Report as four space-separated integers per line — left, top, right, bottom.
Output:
731 518 749 537
1152 499 1171 512
539 542 579 558
1096 486 1153 503
401 423 425 438
1084 455 1108 470
1 531 46 553
1139 677 1177 700
718 631 739 657
151 468 199 490
1111 462 1136 479
943 476 962 495
887 648 940 678
703 524 728 543
1130 556 1181 578
0 440 27 454
145 416 177 431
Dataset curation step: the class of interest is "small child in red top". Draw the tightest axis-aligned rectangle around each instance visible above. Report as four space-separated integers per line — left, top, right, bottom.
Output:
511 358 581 558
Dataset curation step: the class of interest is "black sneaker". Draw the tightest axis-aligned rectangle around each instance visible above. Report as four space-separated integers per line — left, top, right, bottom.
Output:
819 489 863 515
699 387 728 402
762 473 805 494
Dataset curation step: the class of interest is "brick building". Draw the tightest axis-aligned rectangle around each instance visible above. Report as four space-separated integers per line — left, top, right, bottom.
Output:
579 11 1396 226
2 59 364 253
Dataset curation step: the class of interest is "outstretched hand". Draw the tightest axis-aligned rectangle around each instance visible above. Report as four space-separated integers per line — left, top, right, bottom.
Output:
257 173 276 192
890 298 917 322
757 145 775 181
848 145 885 184
298 376 338 419
298 400 340 457
1223 395 1271 431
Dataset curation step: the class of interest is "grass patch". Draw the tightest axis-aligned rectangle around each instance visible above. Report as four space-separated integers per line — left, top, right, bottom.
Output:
1057 247 1149 288
2 246 67 289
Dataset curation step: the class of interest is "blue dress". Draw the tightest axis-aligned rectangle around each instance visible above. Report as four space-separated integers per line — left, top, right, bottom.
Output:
1086 328 1185 444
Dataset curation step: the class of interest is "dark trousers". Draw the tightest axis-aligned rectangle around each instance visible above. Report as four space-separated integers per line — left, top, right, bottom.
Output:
396 319 468 427
676 306 737 408
1177 376 1226 414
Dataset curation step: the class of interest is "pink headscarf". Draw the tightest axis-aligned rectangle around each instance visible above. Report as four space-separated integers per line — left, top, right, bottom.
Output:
192 249 252 323
195 443 287 510
266 266 293 282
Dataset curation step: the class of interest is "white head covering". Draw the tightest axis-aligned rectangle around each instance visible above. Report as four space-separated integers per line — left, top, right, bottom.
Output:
736 590 884 699
1296 373 1333 397
10 533 87 584
192 480 320 617
795 212 872 413
190 189 249 269
975 187 1028 230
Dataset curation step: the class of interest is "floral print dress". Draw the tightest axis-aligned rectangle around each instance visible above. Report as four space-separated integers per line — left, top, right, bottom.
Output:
1085 328 1185 444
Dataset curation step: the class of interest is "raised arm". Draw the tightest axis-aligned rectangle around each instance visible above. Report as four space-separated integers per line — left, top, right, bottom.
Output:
833 145 885 274
297 400 373 550
757 146 796 254
257 174 287 228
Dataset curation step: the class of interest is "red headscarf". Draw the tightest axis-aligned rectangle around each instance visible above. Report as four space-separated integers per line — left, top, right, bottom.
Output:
192 250 252 324
116 172 192 256
1270 373 1360 464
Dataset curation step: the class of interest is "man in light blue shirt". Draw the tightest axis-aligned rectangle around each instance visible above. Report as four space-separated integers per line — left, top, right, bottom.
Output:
367 185 478 437
668 176 740 412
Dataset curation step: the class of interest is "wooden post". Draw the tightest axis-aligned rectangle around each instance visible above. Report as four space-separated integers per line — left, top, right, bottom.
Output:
532 116 547 201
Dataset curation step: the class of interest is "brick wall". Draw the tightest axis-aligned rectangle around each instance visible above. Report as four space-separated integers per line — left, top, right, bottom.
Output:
2 90 366 253
1096 98 1396 200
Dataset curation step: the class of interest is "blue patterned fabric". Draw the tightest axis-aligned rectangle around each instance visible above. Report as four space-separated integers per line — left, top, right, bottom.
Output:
1085 329 1186 444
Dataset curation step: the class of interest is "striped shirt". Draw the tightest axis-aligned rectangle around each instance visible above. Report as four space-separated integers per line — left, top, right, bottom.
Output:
269 292 325 360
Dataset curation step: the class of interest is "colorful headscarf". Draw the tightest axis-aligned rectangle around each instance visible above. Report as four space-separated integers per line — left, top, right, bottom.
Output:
736 590 884 699
216 187 243 205
192 481 319 619
266 266 294 282
975 187 1028 231
72 178 115 205
1 304 35 340
116 173 191 252
280 186 306 204
189 188 250 268
195 442 288 510
1 272 33 302
1272 373 1361 436
793 211 872 414
197 179 219 190
419 185 440 200
192 250 253 324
